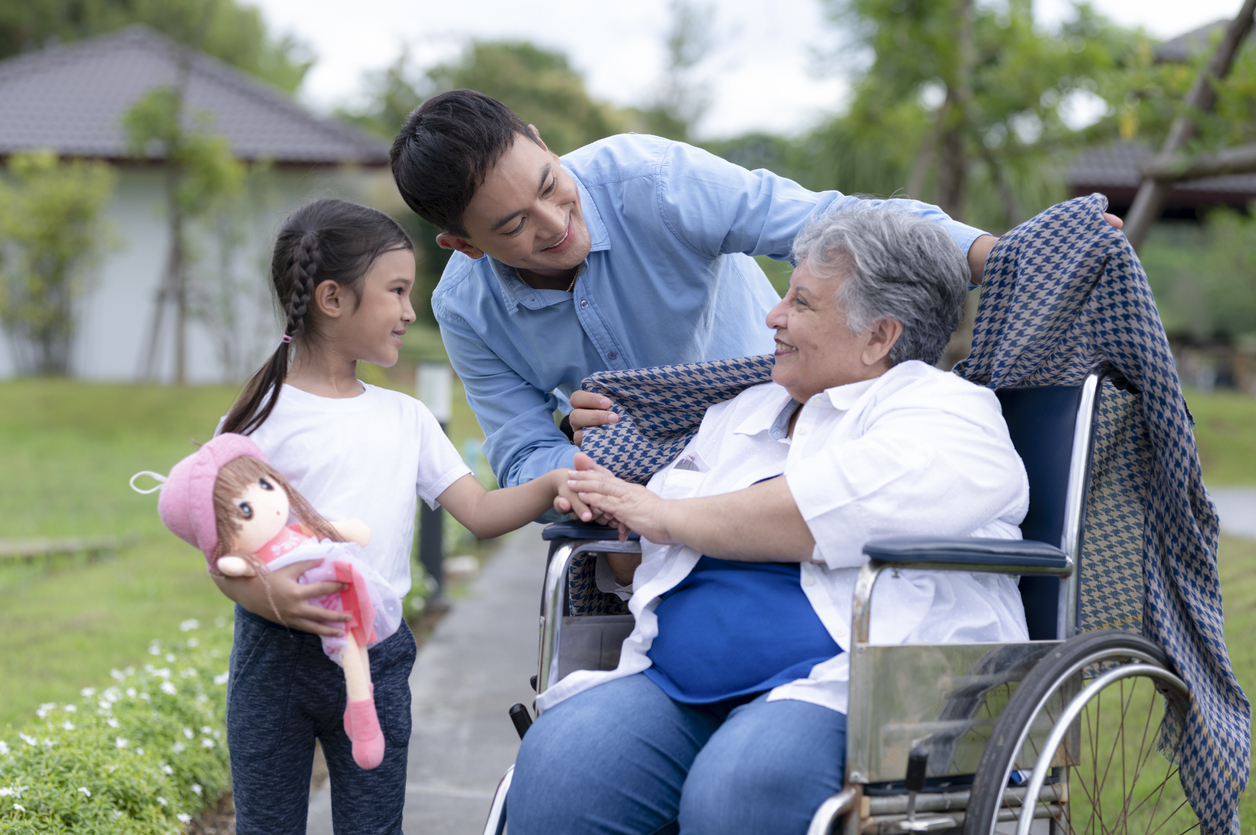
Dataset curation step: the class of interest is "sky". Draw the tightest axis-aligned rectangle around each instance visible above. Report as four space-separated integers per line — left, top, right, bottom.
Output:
249 0 1250 140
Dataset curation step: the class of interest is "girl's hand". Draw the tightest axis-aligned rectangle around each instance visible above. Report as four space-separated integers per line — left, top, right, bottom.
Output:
566 465 671 544
552 453 622 528
212 558 350 637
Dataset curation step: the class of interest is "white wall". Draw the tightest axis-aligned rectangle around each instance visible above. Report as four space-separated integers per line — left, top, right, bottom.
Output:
0 164 390 383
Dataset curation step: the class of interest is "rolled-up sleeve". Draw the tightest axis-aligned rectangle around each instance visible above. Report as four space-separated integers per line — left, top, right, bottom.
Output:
786 387 1028 571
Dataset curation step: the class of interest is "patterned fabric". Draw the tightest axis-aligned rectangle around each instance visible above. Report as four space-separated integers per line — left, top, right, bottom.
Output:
954 193 1249 835
580 355 775 483
567 551 630 617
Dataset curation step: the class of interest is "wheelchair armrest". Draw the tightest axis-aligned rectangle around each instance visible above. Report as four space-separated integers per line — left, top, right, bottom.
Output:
542 520 641 542
862 536 1071 575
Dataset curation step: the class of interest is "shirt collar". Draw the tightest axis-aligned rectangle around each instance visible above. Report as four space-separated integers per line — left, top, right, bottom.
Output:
820 373 882 411
732 384 798 438
485 163 609 315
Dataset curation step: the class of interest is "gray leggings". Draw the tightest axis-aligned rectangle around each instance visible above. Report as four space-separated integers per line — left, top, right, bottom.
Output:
227 605 416 835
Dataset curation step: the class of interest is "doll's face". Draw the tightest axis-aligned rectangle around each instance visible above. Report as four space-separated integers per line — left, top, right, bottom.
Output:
228 476 290 555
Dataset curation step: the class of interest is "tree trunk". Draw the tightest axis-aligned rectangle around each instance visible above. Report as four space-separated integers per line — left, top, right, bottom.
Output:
1122 0 1256 250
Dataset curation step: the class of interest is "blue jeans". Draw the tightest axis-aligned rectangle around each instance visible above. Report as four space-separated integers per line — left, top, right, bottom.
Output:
508 673 847 835
226 605 416 835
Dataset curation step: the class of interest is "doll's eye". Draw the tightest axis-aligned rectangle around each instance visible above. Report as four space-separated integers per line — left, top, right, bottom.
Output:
237 501 254 520
258 478 274 491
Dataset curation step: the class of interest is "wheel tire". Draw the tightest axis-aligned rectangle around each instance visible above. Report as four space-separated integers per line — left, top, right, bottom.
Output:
964 630 1194 835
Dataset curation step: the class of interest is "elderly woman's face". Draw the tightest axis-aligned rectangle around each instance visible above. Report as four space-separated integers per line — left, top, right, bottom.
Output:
767 259 892 403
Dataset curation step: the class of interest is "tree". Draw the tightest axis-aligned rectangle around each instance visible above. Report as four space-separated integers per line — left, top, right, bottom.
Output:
0 150 116 375
633 0 716 142
0 0 311 94
125 73 244 383
814 0 1143 230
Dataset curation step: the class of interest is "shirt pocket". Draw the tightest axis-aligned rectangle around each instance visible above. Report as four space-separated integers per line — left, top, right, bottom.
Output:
656 467 706 500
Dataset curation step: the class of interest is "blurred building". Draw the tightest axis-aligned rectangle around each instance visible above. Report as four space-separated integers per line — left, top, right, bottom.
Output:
0 25 391 382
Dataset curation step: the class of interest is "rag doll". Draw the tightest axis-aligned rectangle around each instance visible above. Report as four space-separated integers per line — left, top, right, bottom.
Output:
131 433 402 769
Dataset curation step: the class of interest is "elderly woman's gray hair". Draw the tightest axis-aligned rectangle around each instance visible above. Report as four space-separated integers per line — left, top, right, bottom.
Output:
791 207 970 366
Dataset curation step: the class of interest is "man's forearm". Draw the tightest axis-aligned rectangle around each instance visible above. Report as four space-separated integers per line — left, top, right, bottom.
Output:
967 234 998 287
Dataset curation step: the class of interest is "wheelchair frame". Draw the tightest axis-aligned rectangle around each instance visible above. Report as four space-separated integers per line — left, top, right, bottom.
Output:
482 372 1196 835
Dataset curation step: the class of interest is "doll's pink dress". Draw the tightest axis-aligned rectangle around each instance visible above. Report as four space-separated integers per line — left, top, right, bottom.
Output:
255 525 403 664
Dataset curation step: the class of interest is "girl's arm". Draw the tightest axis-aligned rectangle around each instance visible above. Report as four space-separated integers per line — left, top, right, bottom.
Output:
436 459 597 539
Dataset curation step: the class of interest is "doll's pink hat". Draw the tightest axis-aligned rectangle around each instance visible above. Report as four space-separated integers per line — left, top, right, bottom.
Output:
136 433 269 569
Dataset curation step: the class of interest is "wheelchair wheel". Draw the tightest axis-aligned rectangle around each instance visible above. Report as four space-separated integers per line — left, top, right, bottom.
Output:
964 630 1195 835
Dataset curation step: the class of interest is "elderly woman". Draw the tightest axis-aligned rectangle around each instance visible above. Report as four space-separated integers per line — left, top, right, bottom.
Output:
508 208 1031 835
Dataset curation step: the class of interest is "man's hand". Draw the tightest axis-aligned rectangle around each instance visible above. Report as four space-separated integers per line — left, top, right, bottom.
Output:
212 558 350 637
568 389 618 447
967 213 1123 287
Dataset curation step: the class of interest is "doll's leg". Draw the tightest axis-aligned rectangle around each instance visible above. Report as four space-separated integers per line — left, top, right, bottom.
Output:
342 631 385 769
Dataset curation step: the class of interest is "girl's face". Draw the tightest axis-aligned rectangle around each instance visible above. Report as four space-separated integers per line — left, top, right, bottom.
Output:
327 248 417 368
229 475 291 554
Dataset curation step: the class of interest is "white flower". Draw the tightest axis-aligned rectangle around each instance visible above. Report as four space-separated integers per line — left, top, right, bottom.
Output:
165 653 176 663
201 738 215 749
115 737 128 748
63 704 76 713
183 728 194 739
19 733 37 747
98 700 112 712
196 694 209 704
148 641 161 656
107 717 120 729
112 809 122 819
139 693 151 702
80 687 95 697
40 702 56 710
156 796 168 806
160 681 177 696
77 786 91 797
111 668 125 680
172 742 185 754
180 668 198 678
13 803 24 812
35 708 48 719
191 783 202 797
161 764 173 775
126 688 136 698
62 721 75 731
187 637 200 648
177 813 192 824
125 666 136 676
0 741 8 755
104 687 121 701
153 668 171 679
213 672 229 686
180 619 200 632
0 787 28 797
200 726 212 735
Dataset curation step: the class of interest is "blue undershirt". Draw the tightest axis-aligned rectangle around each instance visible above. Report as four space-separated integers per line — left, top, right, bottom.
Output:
644 555 842 704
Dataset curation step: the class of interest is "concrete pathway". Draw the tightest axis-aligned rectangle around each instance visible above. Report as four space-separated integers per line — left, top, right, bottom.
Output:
1212 486 1256 541
307 524 547 835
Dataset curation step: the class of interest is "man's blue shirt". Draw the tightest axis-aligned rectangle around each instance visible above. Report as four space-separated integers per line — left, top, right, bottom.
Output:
431 133 985 489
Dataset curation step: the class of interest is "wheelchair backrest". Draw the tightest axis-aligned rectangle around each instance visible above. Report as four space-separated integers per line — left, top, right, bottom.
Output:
995 376 1100 640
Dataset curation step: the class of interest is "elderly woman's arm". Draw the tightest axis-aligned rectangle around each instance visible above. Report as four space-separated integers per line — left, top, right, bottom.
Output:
567 455 817 562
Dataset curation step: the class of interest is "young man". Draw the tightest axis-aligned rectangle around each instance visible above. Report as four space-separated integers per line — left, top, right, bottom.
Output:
389 89 998 492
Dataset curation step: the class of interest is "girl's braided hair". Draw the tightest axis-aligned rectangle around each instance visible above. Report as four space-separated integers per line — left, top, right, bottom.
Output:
221 199 412 436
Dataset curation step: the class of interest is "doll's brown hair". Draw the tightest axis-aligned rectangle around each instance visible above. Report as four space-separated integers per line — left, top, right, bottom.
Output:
212 457 343 562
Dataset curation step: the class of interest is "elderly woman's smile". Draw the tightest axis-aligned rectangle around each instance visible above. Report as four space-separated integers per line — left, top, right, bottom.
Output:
766 258 894 404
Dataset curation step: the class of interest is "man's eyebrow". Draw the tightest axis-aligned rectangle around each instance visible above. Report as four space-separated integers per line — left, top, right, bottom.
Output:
489 163 553 232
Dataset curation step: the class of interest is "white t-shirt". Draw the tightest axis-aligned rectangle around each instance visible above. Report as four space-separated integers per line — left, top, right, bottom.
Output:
536 361 1030 715
244 383 472 598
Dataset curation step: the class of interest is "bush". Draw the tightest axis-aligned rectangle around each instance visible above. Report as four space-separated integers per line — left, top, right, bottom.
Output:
0 618 233 834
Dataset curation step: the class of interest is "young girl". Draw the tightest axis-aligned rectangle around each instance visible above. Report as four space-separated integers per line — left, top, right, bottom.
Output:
211 198 589 835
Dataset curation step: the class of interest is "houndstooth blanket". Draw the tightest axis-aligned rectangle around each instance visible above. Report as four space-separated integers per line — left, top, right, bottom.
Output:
580 194 1249 832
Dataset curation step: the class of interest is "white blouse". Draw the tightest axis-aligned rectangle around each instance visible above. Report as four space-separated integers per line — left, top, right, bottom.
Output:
536 360 1031 715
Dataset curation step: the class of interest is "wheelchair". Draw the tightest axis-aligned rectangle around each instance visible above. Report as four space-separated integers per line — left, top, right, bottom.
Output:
480 368 1198 835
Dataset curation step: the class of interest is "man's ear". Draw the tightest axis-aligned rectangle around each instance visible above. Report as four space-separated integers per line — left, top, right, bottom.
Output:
862 318 903 368
313 279 346 319
435 232 486 260
526 124 549 154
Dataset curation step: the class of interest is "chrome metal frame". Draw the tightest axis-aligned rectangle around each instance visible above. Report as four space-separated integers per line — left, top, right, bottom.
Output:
481 765 513 835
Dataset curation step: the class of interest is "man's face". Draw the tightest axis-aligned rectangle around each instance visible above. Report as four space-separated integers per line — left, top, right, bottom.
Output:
437 132 592 278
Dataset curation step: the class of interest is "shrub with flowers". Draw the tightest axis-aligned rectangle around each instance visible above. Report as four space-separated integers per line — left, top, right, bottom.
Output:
0 617 234 834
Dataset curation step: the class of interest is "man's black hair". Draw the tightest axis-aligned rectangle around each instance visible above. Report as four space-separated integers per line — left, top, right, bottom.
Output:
390 89 542 237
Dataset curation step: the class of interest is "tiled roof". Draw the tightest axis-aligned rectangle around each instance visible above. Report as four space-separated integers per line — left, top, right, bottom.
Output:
0 25 388 165
1069 140 1256 196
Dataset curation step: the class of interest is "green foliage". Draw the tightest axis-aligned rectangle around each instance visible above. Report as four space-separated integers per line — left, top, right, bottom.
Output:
813 0 1145 229
1139 210 1256 341
0 150 116 375
0 0 310 94
0 621 232 834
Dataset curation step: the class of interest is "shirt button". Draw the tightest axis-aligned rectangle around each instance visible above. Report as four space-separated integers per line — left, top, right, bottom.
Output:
804 576 816 587
580 299 589 309
608 351 618 360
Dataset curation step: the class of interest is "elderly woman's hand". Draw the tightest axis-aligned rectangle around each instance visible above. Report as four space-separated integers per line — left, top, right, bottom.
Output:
567 453 673 543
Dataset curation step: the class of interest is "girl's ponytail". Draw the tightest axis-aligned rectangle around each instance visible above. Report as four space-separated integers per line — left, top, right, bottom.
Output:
220 199 411 437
